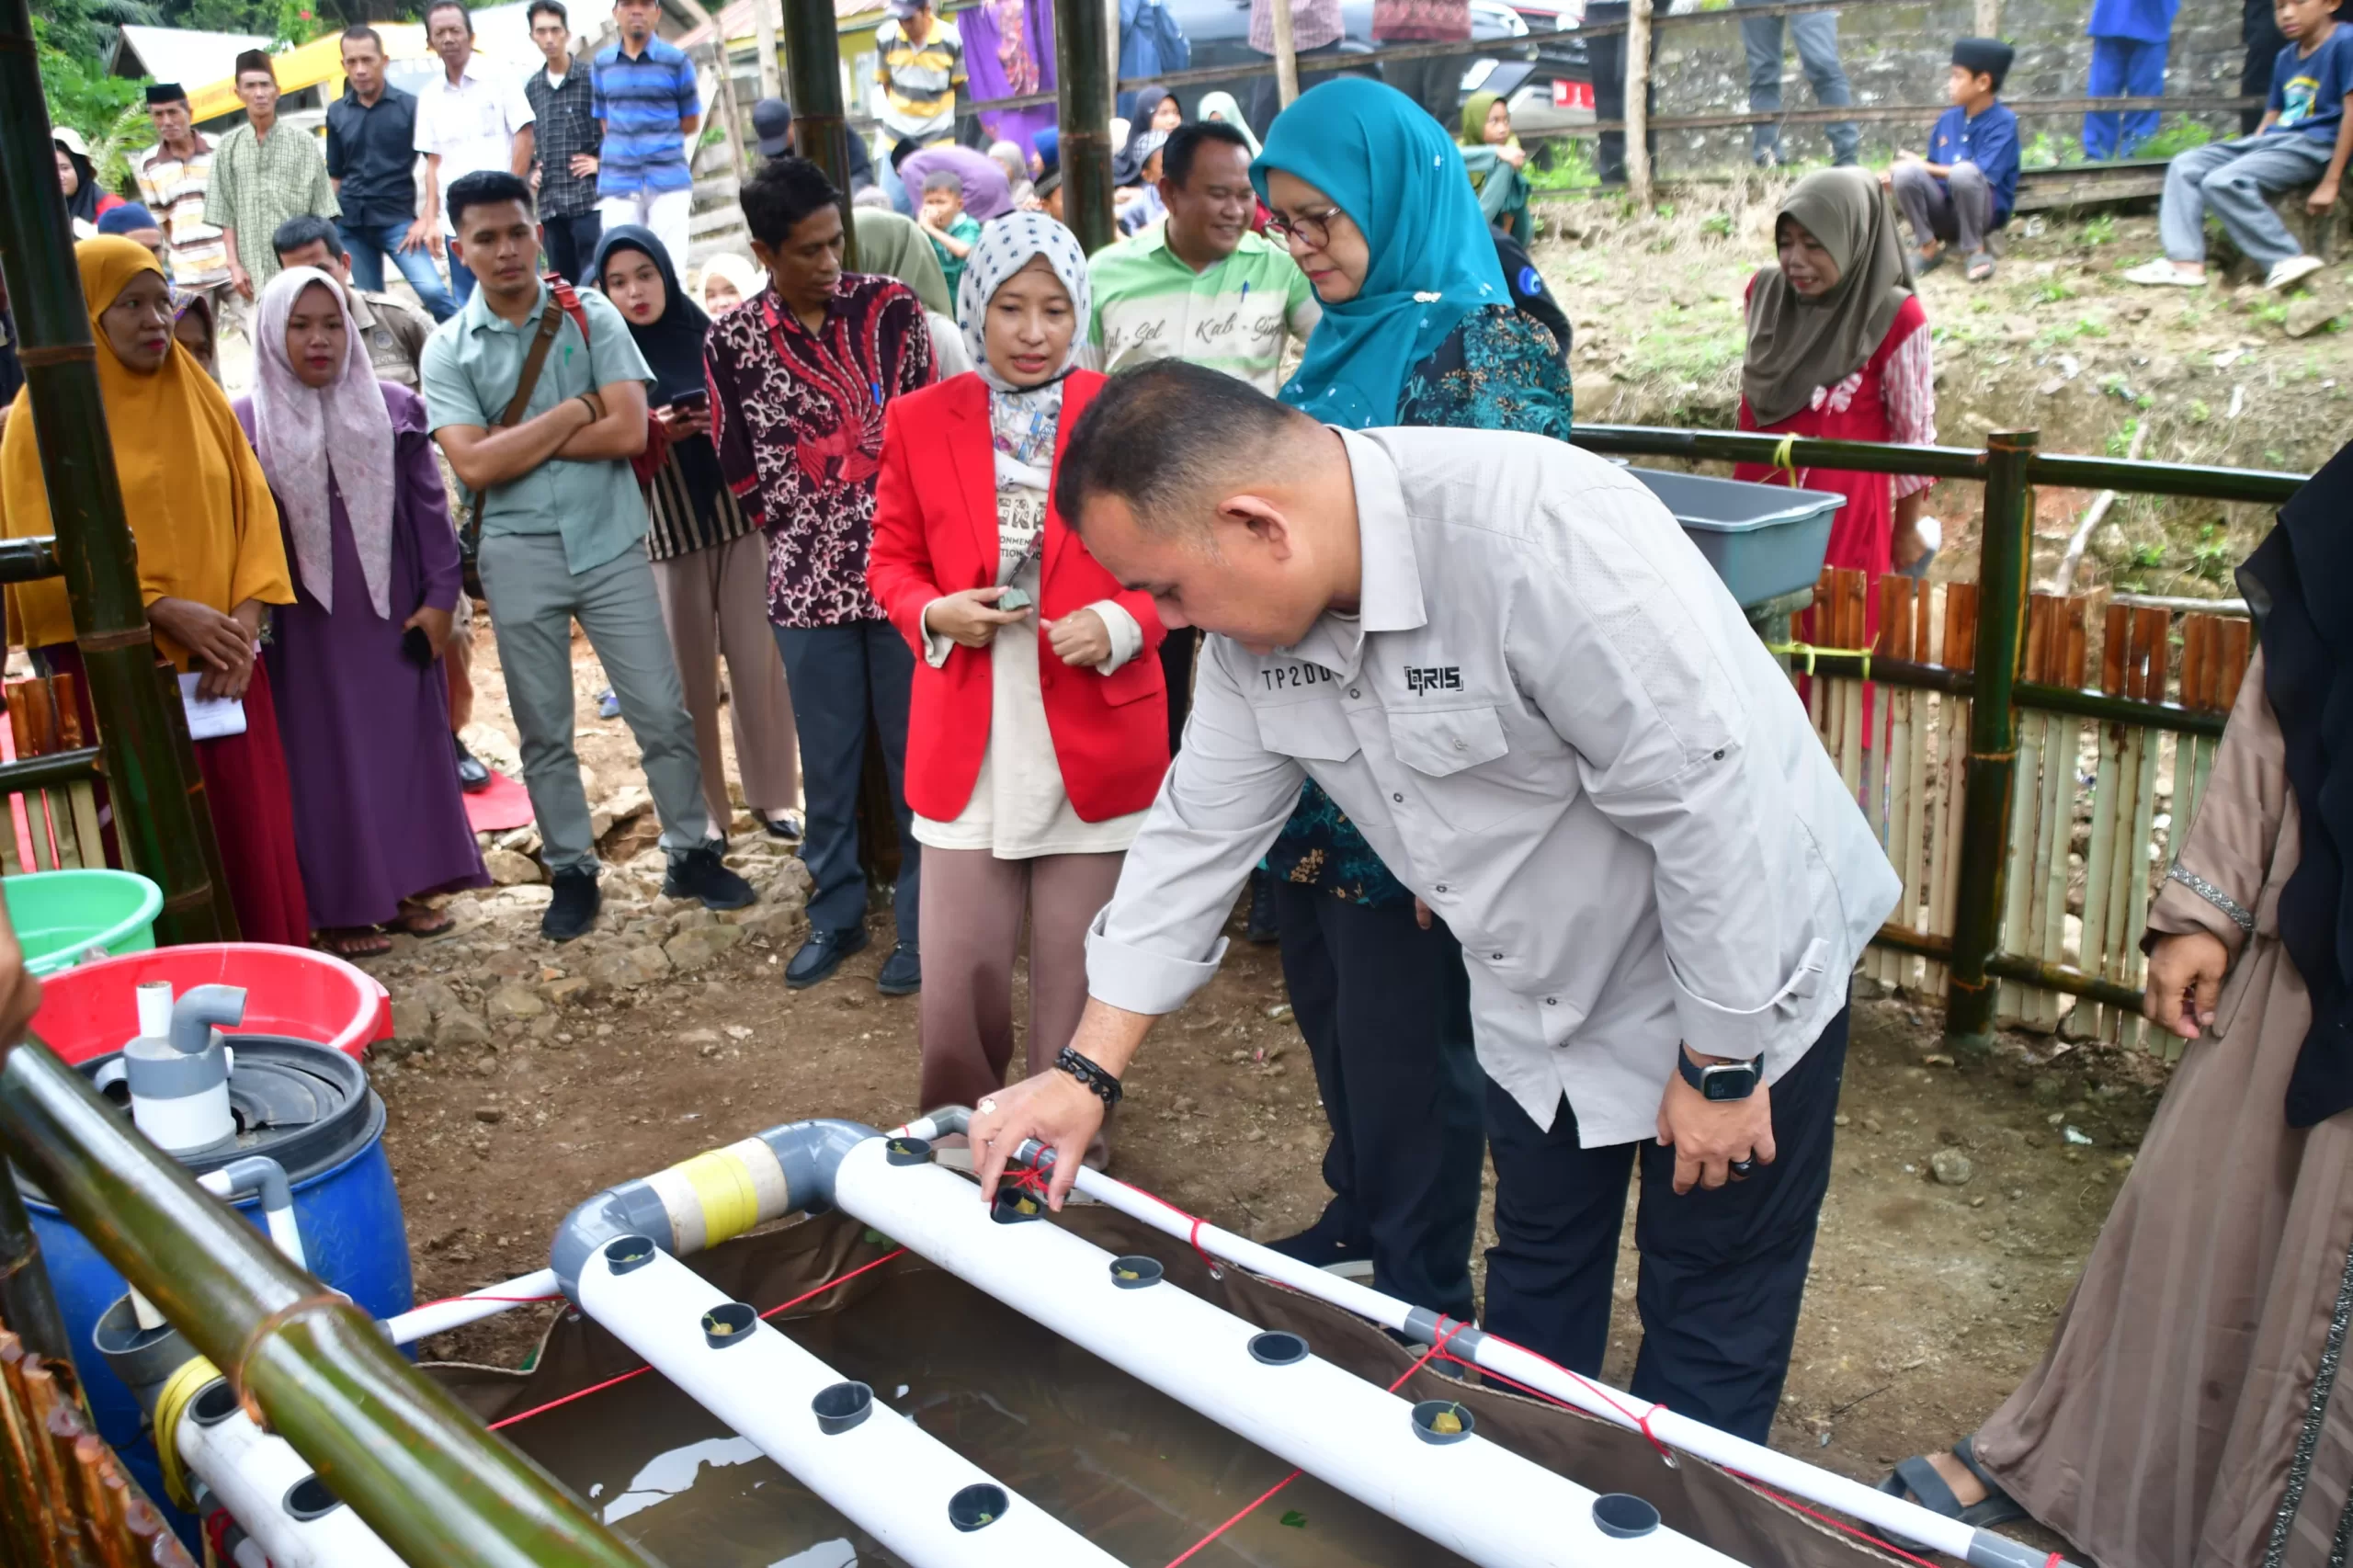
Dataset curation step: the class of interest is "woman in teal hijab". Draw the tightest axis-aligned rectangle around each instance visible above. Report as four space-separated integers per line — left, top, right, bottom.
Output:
1244 75 1572 1327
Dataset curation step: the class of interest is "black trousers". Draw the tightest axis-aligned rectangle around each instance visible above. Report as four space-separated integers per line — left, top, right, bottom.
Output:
540 210 604 285
774 620 919 941
1482 1005 1850 1444
2244 0 2287 134
1381 52 1462 128
1276 883 1483 1323
1158 628 1197 754
1585 0 1656 186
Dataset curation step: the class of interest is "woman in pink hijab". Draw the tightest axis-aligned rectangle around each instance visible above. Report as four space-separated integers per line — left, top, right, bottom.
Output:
235 267 487 956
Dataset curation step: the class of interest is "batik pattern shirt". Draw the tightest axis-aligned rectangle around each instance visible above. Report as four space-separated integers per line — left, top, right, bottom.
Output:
1267 304 1574 906
705 275 936 627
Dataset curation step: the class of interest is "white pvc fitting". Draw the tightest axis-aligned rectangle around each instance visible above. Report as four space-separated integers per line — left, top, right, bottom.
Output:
177 1395 404 1568
381 1267 563 1346
575 1237 1124 1567
832 1140 1739 1568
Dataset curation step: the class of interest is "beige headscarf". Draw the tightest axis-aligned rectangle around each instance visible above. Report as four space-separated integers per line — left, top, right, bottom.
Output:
1741 167 1914 428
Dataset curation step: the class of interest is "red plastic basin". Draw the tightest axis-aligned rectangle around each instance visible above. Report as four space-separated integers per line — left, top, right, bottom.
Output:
27 943 393 1065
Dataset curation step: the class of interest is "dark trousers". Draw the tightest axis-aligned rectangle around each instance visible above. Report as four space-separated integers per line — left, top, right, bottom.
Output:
1381 52 1464 128
1586 1 1654 186
540 210 605 285
2244 0 2286 135
1483 1005 1850 1444
1159 628 1197 754
1248 41 1349 136
1276 883 1483 1323
774 619 919 942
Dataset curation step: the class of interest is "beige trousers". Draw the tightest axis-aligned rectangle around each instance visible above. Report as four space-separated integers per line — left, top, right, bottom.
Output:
650 533 800 824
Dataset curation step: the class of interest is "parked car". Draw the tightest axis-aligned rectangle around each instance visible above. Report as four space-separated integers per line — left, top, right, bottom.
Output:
1144 0 1586 136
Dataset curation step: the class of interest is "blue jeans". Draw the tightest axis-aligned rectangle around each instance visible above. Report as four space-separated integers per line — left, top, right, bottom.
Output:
447 246 478 308
773 619 919 944
2085 35 2168 160
1737 0 1859 165
336 220 456 323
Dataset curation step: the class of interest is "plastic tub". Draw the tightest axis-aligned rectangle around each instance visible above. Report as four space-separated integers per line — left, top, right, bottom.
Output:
27 942 393 1064
1629 468 1847 608
4 869 164 977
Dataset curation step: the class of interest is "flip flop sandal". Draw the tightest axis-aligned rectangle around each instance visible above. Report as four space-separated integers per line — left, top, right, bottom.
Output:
399 906 456 937
1965 252 1996 282
321 929 393 959
1877 1434 2028 1546
1915 246 1948 275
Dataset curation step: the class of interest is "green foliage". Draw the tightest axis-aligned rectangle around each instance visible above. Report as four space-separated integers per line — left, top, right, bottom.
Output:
2130 541 2166 569
2082 213 2116 246
2035 278 2078 304
35 0 152 190
2135 119 2213 161
2105 419 2139 456
1700 211 1733 239
2020 131 2063 170
2190 521 2234 582
1524 140 1598 192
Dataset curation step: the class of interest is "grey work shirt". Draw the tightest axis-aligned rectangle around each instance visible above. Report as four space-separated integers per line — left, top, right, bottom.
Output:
1086 428 1900 1147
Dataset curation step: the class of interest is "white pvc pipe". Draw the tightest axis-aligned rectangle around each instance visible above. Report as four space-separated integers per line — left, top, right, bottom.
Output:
575 1239 1126 1567
1056 1158 1983 1564
381 1267 563 1346
179 1403 405 1568
833 1139 1738 1568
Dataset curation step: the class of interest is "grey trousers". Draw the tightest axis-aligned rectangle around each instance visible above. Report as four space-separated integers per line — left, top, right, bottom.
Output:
1737 0 1858 165
651 532 801 826
1893 159 1995 256
774 619 918 941
478 530 710 874
2161 132 2333 270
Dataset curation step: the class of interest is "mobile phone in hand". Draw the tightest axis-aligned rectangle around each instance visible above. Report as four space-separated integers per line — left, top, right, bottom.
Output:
668 390 709 416
401 625 436 669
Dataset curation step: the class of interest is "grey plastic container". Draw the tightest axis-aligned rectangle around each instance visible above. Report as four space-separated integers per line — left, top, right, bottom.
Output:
1627 468 1846 609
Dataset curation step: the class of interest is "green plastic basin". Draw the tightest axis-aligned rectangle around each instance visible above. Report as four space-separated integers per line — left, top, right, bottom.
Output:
4 869 165 977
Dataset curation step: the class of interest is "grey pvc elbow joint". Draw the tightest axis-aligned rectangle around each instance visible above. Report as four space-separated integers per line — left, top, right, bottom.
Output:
168 984 247 1056
548 1118 878 1301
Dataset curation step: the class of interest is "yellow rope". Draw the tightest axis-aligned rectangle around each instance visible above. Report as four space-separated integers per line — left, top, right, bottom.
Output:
152 1353 222 1512
1770 434 1802 487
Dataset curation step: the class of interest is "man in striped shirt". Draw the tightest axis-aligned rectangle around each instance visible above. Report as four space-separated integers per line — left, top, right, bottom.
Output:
133 84 233 312
592 0 700 266
874 0 966 151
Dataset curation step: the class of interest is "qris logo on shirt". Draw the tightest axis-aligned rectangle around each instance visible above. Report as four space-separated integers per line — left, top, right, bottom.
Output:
1404 665 1462 694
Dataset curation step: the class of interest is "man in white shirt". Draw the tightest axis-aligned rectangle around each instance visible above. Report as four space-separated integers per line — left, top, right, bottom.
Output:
413 0 537 305
972 361 1900 1445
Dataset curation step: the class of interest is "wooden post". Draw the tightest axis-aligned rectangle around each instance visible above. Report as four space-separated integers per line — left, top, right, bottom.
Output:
0 0 231 945
1944 430 2037 1053
1974 0 2001 36
779 0 859 267
1270 0 1301 108
754 0 784 102
1625 0 1654 206
1055 0 1118 253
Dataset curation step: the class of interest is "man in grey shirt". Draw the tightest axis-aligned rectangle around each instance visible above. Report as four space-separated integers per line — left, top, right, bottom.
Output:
971 361 1898 1442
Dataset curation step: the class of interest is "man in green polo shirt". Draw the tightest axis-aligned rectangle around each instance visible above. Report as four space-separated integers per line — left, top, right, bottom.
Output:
420 169 753 941
1086 120 1320 398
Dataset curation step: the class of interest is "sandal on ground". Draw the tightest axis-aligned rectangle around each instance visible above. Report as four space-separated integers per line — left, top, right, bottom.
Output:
1877 1434 2028 1541
1914 244 1947 275
319 928 393 959
398 904 455 937
1964 251 1995 282
2122 258 2205 287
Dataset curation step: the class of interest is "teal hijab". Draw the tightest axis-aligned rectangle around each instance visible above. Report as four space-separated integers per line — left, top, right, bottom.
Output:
1251 77 1507 428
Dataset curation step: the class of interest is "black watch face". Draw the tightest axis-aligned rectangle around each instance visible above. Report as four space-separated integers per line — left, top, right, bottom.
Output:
1700 1065 1755 1101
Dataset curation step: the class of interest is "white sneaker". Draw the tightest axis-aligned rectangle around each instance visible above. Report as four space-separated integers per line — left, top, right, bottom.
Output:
2266 254 2326 290
2123 259 2206 287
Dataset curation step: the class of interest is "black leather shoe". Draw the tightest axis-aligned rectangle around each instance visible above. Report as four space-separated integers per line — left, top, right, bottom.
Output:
786 925 869 989
1263 1210 1370 1271
542 868 600 942
760 810 804 843
453 734 492 793
876 943 920 996
665 843 756 910
1245 869 1281 945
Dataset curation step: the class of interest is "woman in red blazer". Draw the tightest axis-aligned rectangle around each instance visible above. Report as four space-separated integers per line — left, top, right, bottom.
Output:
869 214 1169 1157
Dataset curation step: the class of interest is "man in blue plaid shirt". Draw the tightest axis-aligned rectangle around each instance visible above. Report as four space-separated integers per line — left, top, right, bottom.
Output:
526 0 604 282
592 0 700 265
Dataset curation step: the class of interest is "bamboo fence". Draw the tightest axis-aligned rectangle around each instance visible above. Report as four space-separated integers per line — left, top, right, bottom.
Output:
0 1322 193 1568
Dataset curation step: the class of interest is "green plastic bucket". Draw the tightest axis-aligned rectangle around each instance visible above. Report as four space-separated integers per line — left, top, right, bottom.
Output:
4 870 165 977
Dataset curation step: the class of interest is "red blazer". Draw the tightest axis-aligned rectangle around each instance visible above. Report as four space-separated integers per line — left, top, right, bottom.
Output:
868 370 1170 824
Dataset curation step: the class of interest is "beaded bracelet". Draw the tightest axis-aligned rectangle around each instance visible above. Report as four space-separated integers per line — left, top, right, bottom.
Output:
1054 1044 1123 1107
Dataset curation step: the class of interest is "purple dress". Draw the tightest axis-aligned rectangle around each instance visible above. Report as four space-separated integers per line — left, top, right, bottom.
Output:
239 381 488 928
960 0 1058 153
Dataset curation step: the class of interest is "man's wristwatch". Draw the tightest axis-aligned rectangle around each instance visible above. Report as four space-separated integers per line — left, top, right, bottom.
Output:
1677 1047 1764 1102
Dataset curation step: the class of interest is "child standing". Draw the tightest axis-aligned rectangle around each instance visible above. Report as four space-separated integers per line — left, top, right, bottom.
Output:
1888 38 2019 282
918 170 982 308
2124 0 2353 292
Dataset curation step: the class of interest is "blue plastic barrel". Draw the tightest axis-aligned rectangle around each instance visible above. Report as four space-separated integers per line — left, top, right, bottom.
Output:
17 1036 412 1547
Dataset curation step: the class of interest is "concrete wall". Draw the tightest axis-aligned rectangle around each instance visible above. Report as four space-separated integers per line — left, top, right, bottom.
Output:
1638 0 2254 168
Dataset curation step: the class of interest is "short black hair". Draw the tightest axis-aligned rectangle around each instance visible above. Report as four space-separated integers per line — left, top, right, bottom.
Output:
528 0 567 25
425 0 475 34
233 49 276 83
1054 360 1313 538
340 24 385 53
740 155 840 248
1163 120 1249 188
272 214 346 263
921 170 961 196
889 138 918 172
447 168 534 230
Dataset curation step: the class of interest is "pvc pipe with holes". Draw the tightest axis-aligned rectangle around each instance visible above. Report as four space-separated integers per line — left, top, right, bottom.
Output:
832 1137 1739 1568
575 1236 1126 1566
381 1267 563 1346
178 1397 405 1567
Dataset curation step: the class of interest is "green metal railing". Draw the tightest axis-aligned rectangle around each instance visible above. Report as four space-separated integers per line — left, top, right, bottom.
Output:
1568 423 2306 1052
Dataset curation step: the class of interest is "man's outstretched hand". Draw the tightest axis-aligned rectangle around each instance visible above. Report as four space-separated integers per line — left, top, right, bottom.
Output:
969 1069 1104 1211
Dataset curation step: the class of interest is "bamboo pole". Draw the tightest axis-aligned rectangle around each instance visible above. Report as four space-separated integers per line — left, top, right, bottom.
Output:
1996 596 2048 1028
0 0 231 944
1625 0 1654 206
1836 570 1865 824
0 1040 654 1568
1054 0 1118 253
753 0 782 102
1930 584 1976 998
2120 608 2167 1052
2031 599 2087 1031
1876 577 1910 990
1902 581 1932 992
1268 0 1301 108
1946 432 2036 1052
779 0 859 268
0 1131 76 1381
51 677 102 871
2072 605 2126 1041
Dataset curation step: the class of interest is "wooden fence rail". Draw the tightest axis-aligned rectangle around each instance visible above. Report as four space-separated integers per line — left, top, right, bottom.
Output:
1567 424 2303 1055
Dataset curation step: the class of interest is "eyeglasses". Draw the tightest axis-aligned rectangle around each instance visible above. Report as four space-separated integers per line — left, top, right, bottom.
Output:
1263 204 1348 252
